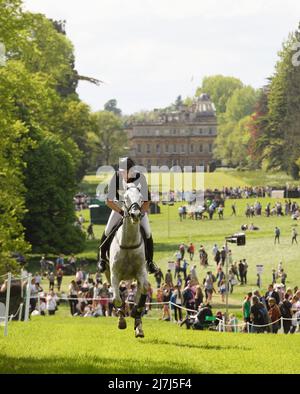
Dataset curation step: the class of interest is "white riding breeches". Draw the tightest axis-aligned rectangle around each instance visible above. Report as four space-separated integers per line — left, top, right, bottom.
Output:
105 211 151 239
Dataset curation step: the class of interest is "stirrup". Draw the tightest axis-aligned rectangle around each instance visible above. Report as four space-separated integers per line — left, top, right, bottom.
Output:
98 258 108 273
146 260 159 274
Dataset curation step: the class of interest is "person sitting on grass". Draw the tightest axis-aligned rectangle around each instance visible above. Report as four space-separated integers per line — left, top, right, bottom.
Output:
46 290 57 316
180 303 213 330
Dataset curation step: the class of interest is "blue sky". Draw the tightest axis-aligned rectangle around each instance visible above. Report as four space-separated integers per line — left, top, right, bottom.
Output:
24 0 300 114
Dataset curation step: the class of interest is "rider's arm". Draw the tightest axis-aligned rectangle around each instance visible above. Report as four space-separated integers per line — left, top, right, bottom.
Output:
140 173 151 213
106 172 123 215
106 200 124 216
141 200 150 213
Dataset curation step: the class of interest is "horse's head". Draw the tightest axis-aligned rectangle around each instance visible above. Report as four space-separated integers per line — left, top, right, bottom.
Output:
123 183 143 224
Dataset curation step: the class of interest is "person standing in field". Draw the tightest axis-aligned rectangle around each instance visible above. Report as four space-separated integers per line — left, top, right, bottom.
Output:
190 265 199 285
268 298 281 334
154 268 164 289
238 260 245 285
231 202 236 216
179 243 185 260
280 293 293 334
243 259 248 285
199 245 208 267
187 243 195 261
165 269 173 288
68 280 78 316
48 271 55 291
274 227 280 244
292 228 298 245
243 292 252 332
56 268 63 292
172 285 183 322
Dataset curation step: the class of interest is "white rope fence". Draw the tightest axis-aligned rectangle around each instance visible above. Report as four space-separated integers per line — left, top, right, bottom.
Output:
2 275 299 335
27 294 300 333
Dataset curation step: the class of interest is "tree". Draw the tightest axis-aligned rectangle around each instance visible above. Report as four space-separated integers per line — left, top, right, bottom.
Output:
89 111 127 166
0 60 34 274
248 88 270 168
257 24 300 178
213 85 257 166
23 134 85 254
0 2 92 265
174 95 183 109
0 0 25 50
225 86 258 123
196 75 243 113
104 99 122 116
60 100 94 181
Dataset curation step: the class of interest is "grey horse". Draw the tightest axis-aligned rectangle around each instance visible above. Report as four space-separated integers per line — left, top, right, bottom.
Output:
106 183 149 338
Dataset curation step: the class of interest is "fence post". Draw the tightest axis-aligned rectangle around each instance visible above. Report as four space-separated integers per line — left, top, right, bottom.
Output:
24 274 32 322
4 273 12 337
18 303 23 321
37 293 41 313
169 301 173 322
247 322 250 334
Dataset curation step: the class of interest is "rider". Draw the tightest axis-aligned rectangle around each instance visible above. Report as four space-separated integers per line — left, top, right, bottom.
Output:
98 157 159 274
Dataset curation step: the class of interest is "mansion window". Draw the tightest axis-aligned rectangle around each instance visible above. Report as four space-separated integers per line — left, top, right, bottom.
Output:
199 144 203 153
156 144 160 153
190 144 194 153
137 144 141 153
209 144 213 153
147 144 151 154
165 144 169 153
181 145 185 153
173 144 177 153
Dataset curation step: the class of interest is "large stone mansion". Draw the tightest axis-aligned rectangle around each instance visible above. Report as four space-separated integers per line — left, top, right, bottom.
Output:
127 94 217 171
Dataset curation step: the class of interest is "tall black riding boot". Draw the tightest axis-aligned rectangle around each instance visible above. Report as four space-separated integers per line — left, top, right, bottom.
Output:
98 232 109 273
145 236 159 274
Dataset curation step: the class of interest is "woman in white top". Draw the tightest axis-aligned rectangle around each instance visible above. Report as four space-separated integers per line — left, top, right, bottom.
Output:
68 280 78 316
46 291 57 315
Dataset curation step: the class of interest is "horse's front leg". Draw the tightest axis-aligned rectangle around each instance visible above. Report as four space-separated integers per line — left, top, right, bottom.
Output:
111 272 127 330
131 277 149 318
132 276 149 338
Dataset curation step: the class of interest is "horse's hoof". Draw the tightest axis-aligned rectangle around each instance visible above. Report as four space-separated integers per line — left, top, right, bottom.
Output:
118 317 127 330
135 328 144 338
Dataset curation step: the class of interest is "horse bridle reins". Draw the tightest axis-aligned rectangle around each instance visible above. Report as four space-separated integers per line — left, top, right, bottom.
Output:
124 202 142 217
118 188 143 250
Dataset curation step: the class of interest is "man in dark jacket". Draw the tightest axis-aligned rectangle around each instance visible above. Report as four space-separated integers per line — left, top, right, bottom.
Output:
238 260 245 285
264 284 280 306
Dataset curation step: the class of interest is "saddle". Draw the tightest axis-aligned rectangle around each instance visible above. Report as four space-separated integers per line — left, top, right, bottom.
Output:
105 221 148 260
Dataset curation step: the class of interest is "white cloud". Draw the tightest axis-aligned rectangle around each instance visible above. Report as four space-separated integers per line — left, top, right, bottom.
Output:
23 0 300 113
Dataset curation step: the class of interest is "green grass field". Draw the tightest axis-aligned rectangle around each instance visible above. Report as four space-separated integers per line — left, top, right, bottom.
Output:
2 172 300 374
1 315 300 374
